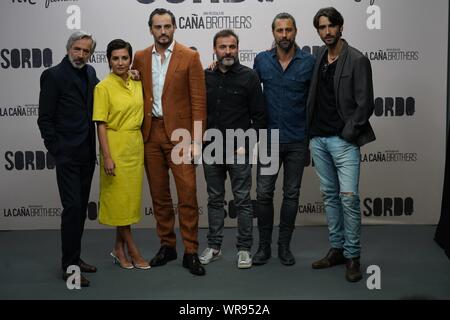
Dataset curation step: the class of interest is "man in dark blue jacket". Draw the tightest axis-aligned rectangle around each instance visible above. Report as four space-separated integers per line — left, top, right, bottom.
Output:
253 13 315 266
38 31 99 287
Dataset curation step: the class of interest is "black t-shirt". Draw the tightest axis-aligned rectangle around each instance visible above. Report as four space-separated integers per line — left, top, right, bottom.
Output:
309 53 345 138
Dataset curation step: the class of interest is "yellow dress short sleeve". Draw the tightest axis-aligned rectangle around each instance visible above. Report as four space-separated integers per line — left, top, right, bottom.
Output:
93 84 109 122
95 73 145 227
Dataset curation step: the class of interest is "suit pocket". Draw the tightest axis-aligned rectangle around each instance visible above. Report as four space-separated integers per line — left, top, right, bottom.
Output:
175 68 188 73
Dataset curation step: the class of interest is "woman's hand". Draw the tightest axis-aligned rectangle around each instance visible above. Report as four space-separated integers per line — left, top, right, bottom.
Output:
103 157 116 176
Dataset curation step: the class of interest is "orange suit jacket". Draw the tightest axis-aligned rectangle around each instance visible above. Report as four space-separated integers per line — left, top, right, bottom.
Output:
133 42 206 144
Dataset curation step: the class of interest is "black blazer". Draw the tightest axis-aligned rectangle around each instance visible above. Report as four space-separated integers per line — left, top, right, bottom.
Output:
37 55 98 164
307 40 376 147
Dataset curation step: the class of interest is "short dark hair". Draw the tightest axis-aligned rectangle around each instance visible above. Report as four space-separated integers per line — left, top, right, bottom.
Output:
213 29 239 47
106 39 133 67
313 7 344 29
148 8 176 28
271 12 297 31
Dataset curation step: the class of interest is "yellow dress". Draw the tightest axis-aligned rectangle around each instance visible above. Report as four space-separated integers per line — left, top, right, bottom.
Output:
93 73 144 226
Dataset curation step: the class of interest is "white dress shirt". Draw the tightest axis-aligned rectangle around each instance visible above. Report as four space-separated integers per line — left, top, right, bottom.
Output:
151 40 175 118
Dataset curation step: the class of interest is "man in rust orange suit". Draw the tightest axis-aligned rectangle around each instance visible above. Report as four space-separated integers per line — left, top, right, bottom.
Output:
133 8 206 276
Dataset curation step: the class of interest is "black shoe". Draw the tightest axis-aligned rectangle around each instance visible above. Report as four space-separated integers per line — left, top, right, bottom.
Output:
252 245 271 266
62 271 90 287
345 257 363 282
278 245 295 266
78 259 97 273
183 253 206 276
150 246 177 267
312 248 346 269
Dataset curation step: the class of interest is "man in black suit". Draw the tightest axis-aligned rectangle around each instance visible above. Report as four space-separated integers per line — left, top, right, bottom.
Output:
38 31 99 287
306 7 376 282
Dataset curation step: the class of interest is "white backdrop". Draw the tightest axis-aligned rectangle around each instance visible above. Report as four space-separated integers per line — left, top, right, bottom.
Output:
0 0 447 230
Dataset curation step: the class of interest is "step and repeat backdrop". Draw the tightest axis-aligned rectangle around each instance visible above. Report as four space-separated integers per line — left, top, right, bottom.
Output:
0 0 448 230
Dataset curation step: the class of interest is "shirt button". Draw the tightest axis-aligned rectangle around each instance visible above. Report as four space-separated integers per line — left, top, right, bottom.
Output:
217 99 221 103
148 113 152 116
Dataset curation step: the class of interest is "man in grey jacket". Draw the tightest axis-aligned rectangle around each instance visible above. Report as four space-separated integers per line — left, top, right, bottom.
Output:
306 7 376 282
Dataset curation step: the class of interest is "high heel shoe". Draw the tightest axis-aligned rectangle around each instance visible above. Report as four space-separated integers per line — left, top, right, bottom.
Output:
131 259 151 270
110 252 134 269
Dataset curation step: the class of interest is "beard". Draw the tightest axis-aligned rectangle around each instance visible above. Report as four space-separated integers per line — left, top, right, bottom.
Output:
68 55 87 69
156 35 173 48
322 31 342 47
277 38 295 52
218 55 237 68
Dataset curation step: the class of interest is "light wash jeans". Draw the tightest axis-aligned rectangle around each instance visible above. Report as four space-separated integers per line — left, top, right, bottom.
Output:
310 136 361 258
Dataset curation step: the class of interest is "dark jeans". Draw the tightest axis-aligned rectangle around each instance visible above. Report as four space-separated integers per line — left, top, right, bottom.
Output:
203 162 253 251
55 140 95 271
256 141 308 247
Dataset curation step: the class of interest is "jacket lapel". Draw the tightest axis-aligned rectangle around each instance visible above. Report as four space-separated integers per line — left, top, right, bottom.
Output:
312 47 327 95
144 46 154 103
308 47 327 122
162 42 180 97
333 40 349 105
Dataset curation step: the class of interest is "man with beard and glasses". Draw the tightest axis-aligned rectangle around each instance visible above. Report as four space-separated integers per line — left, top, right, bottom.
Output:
38 31 99 287
132 8 207 276
252 13 315 267
199 29 266 269
307 7 375 282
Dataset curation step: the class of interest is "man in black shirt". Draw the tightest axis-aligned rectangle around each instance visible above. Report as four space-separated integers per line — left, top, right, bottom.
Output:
199 29 266 269
306 7 376 282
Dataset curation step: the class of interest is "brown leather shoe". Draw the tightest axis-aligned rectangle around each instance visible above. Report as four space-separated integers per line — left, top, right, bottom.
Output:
345 257 363 282
312 248 346 269
78 259 97 273
62 271 90 287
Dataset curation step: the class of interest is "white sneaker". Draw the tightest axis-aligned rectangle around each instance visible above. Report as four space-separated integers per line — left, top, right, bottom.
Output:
199 247 222 265
237 250 252 269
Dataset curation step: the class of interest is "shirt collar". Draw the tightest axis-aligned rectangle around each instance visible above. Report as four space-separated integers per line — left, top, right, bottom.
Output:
152 40 175 55
270 45 303 60
110 72 132 86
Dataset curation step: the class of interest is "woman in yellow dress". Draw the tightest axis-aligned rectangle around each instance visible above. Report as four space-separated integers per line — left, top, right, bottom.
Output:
93 39 150 269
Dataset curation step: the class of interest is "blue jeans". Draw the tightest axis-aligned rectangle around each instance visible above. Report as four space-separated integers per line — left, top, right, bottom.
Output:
256 141 308 246
203 162 253 251
310 136 361 259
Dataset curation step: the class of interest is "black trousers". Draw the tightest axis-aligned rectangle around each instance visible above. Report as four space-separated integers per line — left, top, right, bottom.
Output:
55 142 95 271
256 141 308 246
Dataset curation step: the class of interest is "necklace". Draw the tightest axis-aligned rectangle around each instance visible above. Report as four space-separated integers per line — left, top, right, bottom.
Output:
328 54 339 63
328 41 343 63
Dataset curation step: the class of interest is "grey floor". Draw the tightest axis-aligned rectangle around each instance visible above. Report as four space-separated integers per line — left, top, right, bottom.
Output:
0 226 449 300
